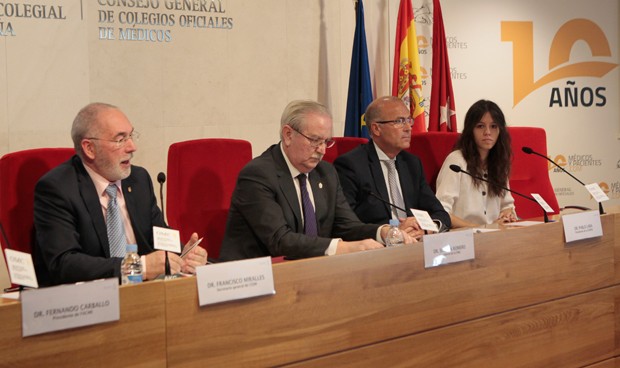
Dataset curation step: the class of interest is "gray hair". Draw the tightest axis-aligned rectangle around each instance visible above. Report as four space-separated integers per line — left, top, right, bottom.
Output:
280 100 331 140
71 102 118 157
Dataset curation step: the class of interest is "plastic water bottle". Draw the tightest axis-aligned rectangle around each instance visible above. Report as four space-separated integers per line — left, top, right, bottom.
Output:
385 219 405 247
121 244 143 285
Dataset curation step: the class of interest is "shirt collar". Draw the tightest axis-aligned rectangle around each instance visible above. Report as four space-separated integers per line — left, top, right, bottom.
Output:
82 162 123 197
280 142 304 179
373 142 393 162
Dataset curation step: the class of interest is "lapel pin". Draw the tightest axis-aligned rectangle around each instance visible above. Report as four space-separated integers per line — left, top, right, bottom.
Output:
319 182 323 189
128 186 132 193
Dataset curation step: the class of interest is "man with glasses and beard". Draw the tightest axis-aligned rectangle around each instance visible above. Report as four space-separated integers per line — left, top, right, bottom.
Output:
334 96 450 238
219 100 412 261
34 103 207 286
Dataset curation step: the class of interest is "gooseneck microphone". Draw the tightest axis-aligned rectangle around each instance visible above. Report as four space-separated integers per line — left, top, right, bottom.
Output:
366 190 409 215
449 164 550 223
522 147 604 215
156 172 170 276
157 172 166 216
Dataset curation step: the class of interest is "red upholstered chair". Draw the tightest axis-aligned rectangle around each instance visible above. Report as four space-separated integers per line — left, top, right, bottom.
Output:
0 148 75 255
407 132 460 191
322 137 368 163
508 127 560 219
166 139 252 260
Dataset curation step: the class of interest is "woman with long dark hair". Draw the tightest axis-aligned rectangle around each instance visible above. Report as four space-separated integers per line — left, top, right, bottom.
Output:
436 99 517 228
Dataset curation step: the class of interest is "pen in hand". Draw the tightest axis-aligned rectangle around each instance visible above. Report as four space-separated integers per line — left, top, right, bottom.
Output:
181 237 203 259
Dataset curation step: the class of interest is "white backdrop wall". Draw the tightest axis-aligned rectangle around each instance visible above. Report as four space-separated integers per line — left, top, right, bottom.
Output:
0 0 618 211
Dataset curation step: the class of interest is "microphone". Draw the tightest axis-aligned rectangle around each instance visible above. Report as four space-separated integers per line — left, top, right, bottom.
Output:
449 164 550 223
522 146 604 215
366 189 408 216
365 189 447 232
157 172 166 216
156 172 170 276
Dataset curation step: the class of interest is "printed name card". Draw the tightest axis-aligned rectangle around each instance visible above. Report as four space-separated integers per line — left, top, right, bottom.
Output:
153 226 181 253
410 209 439 233
562 210 603 243
585 183 609 203
4 249 38 289
196 257 275 306
531 193 555 213
21 278 119 337
423 229 475 268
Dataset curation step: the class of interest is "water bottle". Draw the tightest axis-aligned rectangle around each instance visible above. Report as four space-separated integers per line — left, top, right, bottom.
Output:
121 244 143 285
385 219 405 247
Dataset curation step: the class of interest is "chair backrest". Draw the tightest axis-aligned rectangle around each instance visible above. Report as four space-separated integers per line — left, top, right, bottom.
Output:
508 127 560 219
166 139 252 260
407 132 460 191
322 137 368 163
0 148 75 255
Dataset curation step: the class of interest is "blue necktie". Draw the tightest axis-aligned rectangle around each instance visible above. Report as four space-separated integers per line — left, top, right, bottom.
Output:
297 174 318 236
106 184 127 258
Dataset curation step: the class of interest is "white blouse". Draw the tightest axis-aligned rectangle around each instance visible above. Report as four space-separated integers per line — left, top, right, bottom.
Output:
436 150 515 225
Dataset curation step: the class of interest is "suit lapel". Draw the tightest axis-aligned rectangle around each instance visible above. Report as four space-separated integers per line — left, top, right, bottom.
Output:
272 146 304 233
396 152 414 213
74 157 110 257
308 170 325 234
366 142 391 215
122 174 146 246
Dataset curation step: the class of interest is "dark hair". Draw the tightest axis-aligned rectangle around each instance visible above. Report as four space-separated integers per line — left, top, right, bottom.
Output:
455 99 512 197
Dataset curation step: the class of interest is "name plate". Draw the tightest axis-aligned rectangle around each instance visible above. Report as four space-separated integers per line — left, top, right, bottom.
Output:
21 278 119 337
153 226 181 253
196 257 275 306
562 210 603 243
410 209 439 232
423 229 475 268
4 249 38 289
585 183 609 202
531 193 555 213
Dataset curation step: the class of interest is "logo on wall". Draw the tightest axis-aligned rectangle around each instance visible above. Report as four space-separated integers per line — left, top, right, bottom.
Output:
547 153 602 173
501 19 618 107
609 180 620 199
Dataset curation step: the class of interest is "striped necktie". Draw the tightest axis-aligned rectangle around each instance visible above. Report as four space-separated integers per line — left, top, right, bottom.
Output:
106 184 127 258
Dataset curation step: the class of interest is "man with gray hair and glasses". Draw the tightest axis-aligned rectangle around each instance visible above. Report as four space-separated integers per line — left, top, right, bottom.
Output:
34 103 207 286
334 96 450 237
219 100 413 261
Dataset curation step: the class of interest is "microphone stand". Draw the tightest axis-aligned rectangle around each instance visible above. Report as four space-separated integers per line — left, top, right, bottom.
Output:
522 147 604 215
449 165 550 223
367 191 408 215
157 172 171 276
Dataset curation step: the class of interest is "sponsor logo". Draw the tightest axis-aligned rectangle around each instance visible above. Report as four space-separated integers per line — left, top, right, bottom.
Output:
548 153 602 172
502 19 617 107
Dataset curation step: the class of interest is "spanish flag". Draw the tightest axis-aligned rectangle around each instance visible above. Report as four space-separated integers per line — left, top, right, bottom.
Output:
392 0 426 133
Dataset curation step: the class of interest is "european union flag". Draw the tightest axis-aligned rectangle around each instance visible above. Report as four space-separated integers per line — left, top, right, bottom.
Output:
344 0 372 138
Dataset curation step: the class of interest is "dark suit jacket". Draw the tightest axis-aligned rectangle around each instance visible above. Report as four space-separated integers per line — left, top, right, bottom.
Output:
34 155 166 286
334 141 450 227
219 144 380 261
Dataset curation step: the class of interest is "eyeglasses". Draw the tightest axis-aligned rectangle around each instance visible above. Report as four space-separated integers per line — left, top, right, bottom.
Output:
374 117 414 128
86 131 140 149
290 126 335 148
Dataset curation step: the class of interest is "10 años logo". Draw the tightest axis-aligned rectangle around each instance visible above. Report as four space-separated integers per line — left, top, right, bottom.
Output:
501 19 617 107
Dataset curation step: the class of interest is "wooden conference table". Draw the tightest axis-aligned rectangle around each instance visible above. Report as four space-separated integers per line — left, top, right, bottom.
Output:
1 212 619 367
